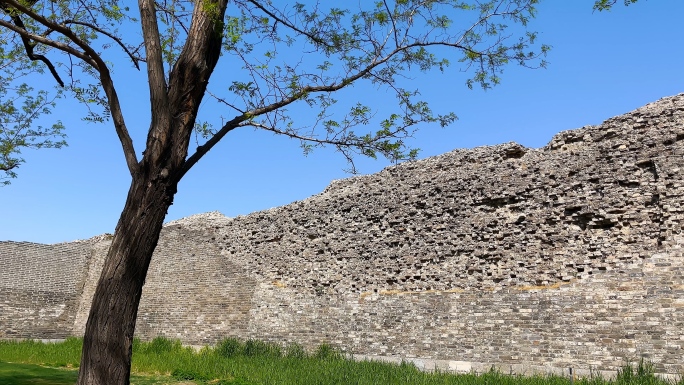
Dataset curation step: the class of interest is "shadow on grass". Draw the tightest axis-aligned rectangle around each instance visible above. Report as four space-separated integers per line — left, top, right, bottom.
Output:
0 361 192 385
0 362 77 385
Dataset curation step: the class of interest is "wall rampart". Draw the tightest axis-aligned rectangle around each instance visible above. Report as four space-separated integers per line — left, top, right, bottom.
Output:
1 94 683 375
0 240 92 338
68 225 257 344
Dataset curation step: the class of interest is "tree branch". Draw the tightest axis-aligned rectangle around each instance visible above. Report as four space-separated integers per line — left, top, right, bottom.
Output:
0 0 140 175
382 0 400 49
0 6 65 86
0 19 95 65
180 37 468 178
1 0 104 67
176 114 245 181
0 163 17 172
154 1 190 34
243 121 374 147
138 0 171 168
101 70 141 174
138 0 169 110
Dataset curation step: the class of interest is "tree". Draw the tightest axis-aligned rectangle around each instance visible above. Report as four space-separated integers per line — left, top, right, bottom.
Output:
0 0 548 384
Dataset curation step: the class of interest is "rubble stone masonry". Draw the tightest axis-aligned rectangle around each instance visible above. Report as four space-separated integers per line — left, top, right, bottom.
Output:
1 94 683 375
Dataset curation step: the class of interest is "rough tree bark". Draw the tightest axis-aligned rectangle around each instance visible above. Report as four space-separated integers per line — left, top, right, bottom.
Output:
76 0 228 383
76 172 176 384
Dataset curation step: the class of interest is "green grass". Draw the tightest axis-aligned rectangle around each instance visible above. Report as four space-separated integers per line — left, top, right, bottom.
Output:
0 361 77 385
0 337 682 385
0 338 82 368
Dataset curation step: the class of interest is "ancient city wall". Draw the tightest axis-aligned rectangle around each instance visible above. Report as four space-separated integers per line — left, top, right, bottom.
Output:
68 226 258 344
1 94 683 375
0 240 92 339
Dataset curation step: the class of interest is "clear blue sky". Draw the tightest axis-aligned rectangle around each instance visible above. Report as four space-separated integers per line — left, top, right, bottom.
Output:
2 1 683 243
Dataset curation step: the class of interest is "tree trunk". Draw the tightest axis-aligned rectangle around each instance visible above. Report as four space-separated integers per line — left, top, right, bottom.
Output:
75 1 227 382
76 169 177 385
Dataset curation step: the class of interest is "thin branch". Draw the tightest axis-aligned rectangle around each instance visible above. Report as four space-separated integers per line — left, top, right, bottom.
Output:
63 20 143 69
154 1 190 34
0 163 18 172
242 121 362 147
245 0 333 48
382 0 400 49
75 0 98 25
101 70 141 174
206 90 244 114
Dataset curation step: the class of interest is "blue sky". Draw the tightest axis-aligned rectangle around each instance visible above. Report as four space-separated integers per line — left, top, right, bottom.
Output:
2 1 683 243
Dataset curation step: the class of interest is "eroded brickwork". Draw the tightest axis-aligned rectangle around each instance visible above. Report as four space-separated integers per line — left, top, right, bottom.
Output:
1 94 683 374
215 96 684 294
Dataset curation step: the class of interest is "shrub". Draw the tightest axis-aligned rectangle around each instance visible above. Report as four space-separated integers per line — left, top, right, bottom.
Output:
243 339 280 358
142 336 177 355
215 338 244 358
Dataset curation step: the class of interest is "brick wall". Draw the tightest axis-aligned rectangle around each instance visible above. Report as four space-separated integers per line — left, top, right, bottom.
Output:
0 240 91 338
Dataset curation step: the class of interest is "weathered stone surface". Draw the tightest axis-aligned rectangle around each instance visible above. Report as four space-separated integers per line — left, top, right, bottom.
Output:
1 94 683 375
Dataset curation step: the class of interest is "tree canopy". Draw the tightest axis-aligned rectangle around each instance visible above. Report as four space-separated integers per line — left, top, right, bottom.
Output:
0 0 549 180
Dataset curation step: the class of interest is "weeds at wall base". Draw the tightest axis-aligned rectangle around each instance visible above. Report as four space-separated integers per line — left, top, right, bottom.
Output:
0 337 682 385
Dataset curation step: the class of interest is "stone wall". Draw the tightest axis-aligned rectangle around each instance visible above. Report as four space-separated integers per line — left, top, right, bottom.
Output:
1 94 683 375
127 225 257 344
67 226 257 345
0 240 92 339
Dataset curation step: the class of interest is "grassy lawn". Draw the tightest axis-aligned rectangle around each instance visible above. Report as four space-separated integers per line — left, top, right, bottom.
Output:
0 337 681 385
